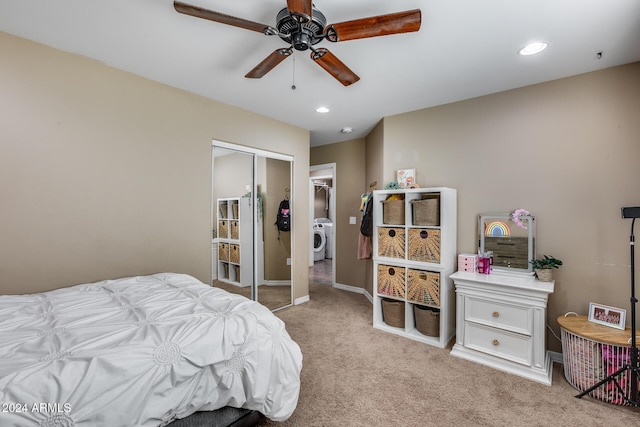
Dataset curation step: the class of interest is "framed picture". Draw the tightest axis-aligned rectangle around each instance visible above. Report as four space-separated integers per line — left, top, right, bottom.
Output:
588 302 626 330
396 169 415 188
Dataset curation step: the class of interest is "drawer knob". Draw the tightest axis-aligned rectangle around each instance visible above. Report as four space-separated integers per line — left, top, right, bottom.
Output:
492 339 500 346
492 311 500 318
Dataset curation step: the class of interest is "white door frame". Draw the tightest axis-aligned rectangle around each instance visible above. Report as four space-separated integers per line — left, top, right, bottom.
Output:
309 163 336 287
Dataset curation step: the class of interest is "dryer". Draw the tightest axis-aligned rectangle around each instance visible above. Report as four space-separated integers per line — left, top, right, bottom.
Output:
313 223 326 262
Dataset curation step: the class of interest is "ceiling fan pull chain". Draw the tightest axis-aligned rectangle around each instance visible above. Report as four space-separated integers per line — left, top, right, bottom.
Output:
291 52 297 90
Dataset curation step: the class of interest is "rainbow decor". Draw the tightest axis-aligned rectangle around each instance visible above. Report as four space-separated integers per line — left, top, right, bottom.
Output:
485 221 511 236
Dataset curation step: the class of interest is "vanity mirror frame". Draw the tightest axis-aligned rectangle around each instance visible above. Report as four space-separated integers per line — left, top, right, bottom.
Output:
478 213 536 276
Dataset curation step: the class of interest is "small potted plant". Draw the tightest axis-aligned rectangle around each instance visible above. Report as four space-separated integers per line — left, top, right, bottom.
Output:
530 255 563 282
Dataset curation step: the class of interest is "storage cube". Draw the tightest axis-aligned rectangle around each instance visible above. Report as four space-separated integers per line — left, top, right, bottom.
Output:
230 244 240 264
381 298 405 328
218 220 229 239
218 242 229 262
408 228 441 263
414 305 440 337
381 199 405 225
410 194 440 226
230 220 239 240
378 227 406 258
377 264 406 298
407 269 440 306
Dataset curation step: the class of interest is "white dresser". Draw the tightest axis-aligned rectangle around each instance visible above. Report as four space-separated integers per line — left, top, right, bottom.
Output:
449 271 555 385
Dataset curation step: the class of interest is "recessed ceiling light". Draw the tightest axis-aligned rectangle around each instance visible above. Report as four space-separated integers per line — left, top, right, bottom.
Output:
316 106 330 113
340 127 353 134
519 42 548 56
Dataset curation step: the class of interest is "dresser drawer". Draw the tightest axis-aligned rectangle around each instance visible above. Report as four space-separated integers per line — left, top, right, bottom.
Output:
464 322 533 366
465 297 532 335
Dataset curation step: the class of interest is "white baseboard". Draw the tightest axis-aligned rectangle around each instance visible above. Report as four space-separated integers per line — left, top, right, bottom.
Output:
333 282 373 304
294 295 310 305
549 350 563 365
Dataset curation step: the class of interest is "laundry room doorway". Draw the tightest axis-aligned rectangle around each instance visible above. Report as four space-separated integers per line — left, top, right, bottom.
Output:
309 163 335 287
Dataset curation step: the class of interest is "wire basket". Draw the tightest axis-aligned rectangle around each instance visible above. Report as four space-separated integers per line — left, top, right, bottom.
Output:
561 327 639 405
377 264 406 298
408 229 441 263
382 199 405 225
377 227 406 258
407 269 440 306
381 298 405 328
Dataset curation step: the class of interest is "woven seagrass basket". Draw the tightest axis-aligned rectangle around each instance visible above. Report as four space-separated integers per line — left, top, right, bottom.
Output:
414 305 439 337
377 264 406 298
407 269 440 306
218 242 229 262
410 195 440 226
408 228 441 263
382 199 405 225
377 227 406 259
230 220 239 240
381 298 405 328
218 220 229 239
230 244 240 264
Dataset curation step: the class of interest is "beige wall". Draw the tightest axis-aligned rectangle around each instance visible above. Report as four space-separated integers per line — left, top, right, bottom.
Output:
311 139 368 289
0 32 310 301
381 62 640 351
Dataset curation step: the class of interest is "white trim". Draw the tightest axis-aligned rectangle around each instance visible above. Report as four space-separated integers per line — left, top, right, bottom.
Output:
294 295 310 305
548 350 563 365
333 282 373 304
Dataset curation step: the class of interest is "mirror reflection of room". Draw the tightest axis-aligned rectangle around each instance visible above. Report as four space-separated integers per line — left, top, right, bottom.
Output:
212 145 292 311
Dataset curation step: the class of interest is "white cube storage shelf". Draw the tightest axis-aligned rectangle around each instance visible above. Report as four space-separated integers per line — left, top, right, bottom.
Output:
215 197 253 287
372 187 457 348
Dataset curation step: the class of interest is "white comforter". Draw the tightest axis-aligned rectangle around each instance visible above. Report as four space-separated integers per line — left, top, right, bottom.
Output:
0 273 302 426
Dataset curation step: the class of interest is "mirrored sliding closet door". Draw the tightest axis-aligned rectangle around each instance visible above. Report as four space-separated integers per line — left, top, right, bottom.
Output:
212 141 293 311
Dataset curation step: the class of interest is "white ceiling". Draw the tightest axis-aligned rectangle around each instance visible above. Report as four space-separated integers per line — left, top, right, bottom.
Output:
1 0 639 146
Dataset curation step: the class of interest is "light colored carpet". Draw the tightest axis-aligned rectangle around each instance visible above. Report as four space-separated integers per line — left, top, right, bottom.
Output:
260 283 640 426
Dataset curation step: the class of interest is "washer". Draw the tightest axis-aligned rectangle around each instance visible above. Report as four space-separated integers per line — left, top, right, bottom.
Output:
313 223 326 261
315 218 333 259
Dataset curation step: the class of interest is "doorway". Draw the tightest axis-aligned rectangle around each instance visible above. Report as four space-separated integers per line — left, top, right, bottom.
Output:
309 163 336 287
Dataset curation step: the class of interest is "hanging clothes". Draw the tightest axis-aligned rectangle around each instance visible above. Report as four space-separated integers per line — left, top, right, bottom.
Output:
358 192 373 259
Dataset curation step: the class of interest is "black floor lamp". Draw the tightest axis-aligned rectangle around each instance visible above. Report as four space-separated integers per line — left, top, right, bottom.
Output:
576 206 640 405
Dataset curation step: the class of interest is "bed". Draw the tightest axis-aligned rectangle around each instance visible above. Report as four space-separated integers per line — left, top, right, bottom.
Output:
0 273 302 426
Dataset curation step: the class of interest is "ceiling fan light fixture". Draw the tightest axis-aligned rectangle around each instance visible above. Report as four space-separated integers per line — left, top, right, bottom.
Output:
519 41 548 56
316 106 330 113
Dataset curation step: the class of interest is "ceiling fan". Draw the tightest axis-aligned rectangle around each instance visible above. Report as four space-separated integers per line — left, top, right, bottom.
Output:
173 1 421 86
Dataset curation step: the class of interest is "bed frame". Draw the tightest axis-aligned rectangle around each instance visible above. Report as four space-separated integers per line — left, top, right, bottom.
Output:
167 407 263 427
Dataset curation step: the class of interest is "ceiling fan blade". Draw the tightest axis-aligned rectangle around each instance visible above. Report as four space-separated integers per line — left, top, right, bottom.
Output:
245 48 293 79
287 0 313 22
310 48 360 86
174 1 273 34
325 9 421 42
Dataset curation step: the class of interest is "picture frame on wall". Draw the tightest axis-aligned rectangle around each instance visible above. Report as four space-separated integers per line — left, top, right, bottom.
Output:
588 302 626 330
396 169 415 188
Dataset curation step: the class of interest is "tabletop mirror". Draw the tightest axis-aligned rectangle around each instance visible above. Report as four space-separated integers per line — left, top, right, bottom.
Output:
478 213 536 276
